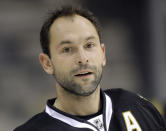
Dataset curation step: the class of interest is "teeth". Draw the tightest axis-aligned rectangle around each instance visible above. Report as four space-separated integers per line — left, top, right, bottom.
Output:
79 72 89 75
75 72 91 76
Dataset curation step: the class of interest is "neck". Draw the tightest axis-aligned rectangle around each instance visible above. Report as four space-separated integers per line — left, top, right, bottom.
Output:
54 84 101 116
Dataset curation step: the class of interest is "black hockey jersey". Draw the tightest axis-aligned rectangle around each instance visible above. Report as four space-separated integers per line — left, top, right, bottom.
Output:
14 88 166 131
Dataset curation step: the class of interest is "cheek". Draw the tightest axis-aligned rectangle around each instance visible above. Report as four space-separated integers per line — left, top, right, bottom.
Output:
90 50 103 64
54 58 73 73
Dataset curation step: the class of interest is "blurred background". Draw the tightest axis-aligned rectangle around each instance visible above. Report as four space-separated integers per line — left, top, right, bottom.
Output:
0 0 166 130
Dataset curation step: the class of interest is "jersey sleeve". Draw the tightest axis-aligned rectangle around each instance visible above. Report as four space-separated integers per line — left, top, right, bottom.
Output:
137 94 166 130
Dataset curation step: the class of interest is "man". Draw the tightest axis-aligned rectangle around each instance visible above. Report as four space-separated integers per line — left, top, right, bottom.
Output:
14 6 166 131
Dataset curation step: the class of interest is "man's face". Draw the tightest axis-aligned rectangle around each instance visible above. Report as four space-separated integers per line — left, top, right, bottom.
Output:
48 15 106 96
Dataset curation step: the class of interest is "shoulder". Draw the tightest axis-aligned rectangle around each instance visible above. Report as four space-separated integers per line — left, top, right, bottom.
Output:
104 88 159 114
104 88 152 107
104 88 166 130
14 112 50 131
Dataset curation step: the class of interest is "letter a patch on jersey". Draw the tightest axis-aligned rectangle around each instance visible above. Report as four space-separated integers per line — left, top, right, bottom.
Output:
122 111 142 131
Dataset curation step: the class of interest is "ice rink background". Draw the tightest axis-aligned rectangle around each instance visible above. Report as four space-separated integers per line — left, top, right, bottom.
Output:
0 0 166 130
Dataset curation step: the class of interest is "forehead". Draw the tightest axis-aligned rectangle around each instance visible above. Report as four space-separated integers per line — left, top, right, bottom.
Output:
49 15 99 45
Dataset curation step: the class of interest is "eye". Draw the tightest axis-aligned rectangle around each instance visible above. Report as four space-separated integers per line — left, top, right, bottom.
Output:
86 42 95 48
62 47 72 53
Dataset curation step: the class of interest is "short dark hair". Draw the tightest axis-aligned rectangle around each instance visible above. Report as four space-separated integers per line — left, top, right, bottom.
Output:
40 6 101 57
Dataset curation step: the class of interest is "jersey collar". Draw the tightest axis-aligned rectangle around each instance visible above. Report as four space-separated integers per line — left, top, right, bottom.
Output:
45 90 113 131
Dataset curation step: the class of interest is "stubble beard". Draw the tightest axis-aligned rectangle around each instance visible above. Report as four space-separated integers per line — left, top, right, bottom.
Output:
53 64 103 96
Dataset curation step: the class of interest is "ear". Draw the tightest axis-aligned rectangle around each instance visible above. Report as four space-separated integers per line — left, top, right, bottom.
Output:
101 43 106 66
39 53 54 75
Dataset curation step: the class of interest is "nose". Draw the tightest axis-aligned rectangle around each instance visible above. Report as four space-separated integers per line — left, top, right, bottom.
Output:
76 49 89 65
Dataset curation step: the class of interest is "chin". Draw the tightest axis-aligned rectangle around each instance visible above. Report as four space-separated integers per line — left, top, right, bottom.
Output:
77 86 98 97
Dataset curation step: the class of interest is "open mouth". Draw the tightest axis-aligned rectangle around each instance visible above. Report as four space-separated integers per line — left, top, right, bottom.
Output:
75 72 93 77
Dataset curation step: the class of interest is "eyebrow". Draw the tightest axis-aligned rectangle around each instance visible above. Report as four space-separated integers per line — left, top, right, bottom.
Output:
86 36 96 41
58 36 96 47
59 40 72 46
